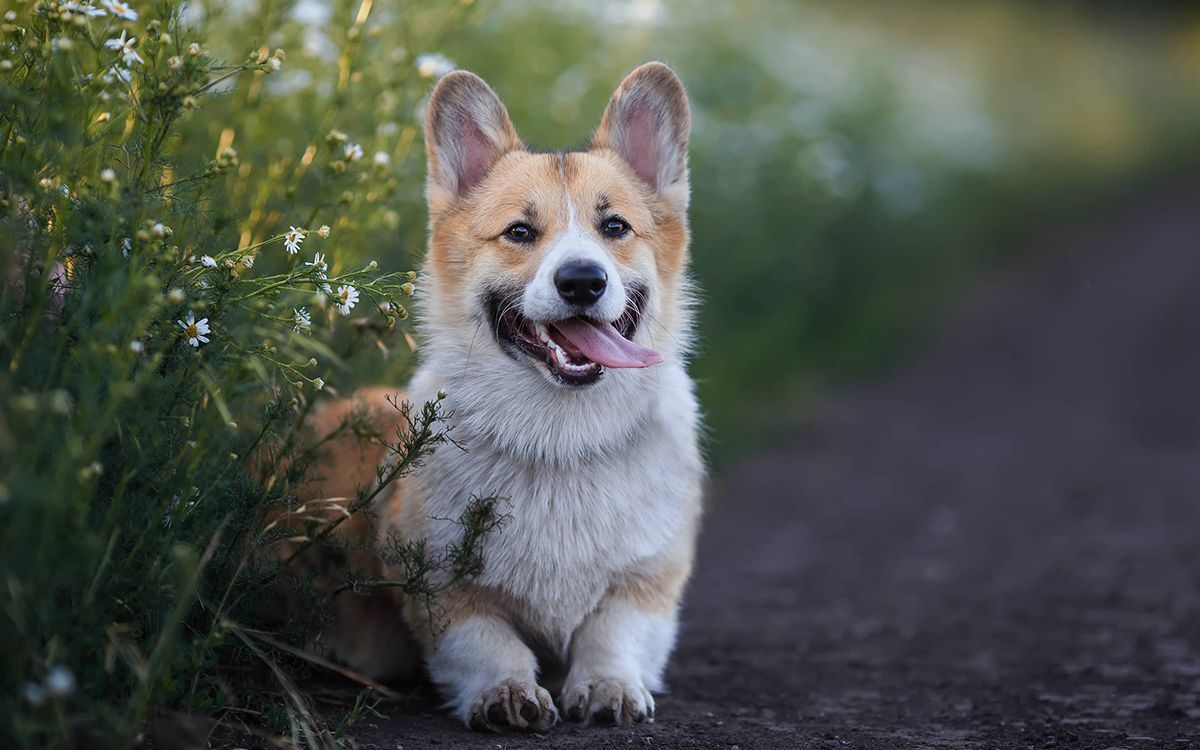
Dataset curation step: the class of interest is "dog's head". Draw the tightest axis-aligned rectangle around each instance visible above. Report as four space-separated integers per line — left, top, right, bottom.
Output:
419 63 692 391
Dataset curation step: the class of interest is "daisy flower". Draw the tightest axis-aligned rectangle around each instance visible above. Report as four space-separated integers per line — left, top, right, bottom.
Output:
313 377 325 391
100 0 138 21
105 65 132 84
373 151 391 167
65 2 107 17
23 683 47 707
415 53 455 79
304 251 327 273
317 224 331 238
200 255 216 268
293 307 311 333
44 666 76 698
104 30 143 66
242 255 255 269
283 226 305 254
177 313 210 347
344 143 363 162
334 285 358 316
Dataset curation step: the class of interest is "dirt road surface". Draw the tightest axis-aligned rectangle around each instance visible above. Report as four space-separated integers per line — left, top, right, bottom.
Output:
351 184 1200 749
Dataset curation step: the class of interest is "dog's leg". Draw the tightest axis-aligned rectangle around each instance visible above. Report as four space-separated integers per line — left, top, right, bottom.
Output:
415 593 558 733
560 559 691 725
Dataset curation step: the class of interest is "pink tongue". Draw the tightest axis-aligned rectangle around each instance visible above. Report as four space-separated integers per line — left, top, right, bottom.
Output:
550 318 663 369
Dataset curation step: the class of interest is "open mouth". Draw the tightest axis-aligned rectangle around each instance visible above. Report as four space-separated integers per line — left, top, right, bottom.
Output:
488 289 662 386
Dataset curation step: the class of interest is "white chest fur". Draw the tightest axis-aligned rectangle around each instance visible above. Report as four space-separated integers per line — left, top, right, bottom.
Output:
401 361 703 651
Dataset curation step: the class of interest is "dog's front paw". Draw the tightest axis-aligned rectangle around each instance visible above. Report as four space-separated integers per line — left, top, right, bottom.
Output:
466 678 558 733
560 677 655 725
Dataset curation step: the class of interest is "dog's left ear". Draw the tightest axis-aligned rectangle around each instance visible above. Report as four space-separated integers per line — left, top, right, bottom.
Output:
592 62 691 214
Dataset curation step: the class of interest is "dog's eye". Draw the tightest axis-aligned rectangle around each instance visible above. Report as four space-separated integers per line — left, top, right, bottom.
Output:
503 223 536 243
601 217 630 238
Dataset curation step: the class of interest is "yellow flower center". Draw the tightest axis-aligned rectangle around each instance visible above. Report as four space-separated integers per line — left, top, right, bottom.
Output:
185 323 198 337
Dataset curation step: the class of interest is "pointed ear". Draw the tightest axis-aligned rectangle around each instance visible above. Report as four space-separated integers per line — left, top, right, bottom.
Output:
424 71 522 213
591 62 691 213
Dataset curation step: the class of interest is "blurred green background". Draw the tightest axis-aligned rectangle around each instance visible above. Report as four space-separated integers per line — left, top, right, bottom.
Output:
192 0 1200 462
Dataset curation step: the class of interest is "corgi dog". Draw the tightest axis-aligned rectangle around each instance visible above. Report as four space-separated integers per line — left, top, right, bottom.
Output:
292 62 703 733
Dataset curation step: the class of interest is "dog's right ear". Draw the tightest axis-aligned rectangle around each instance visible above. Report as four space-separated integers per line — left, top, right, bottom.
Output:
423 71 522 215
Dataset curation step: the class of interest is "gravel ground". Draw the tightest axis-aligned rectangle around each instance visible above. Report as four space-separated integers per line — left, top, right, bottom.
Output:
349 184 1200 749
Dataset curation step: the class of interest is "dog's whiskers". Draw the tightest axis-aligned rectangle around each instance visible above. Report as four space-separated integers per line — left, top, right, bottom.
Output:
628 287 682 349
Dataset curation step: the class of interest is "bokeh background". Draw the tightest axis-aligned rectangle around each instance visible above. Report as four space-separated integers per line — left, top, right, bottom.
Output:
185 0 1200 460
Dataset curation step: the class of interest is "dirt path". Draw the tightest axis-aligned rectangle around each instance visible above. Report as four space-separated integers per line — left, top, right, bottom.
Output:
352 184 1200 749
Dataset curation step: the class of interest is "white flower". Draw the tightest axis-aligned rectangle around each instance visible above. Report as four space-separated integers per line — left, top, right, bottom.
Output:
319 282 332 294
22 683 47 707
293 306 311 333
129 340 144 353
177 313 210 347
334 285 358 316
151 222 168 238
242 254 255 269
121 237 131 256
188 42 204 56
74 2 107 17
373 151 390 167
304 251 327 273
267 56 282 72
317 224 331 238
100 168 117 183
343 142 363 162
283 226 305 254
100 0 138 21
105 30 143 66
415 53 455 79
200 255 216 268
313 377 325 391
105 65 132 84
44 666 76 698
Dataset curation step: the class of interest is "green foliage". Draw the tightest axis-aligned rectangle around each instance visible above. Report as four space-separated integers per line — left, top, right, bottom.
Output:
0 0 491 746
375 494 508 637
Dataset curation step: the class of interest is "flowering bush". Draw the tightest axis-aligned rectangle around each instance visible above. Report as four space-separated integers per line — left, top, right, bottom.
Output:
0 0 482 746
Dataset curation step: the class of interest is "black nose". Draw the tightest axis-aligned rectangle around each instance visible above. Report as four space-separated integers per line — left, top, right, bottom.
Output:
554 262 607 306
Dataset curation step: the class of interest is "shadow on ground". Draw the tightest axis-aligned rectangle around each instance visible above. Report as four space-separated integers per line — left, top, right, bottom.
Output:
348 182 1200 749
